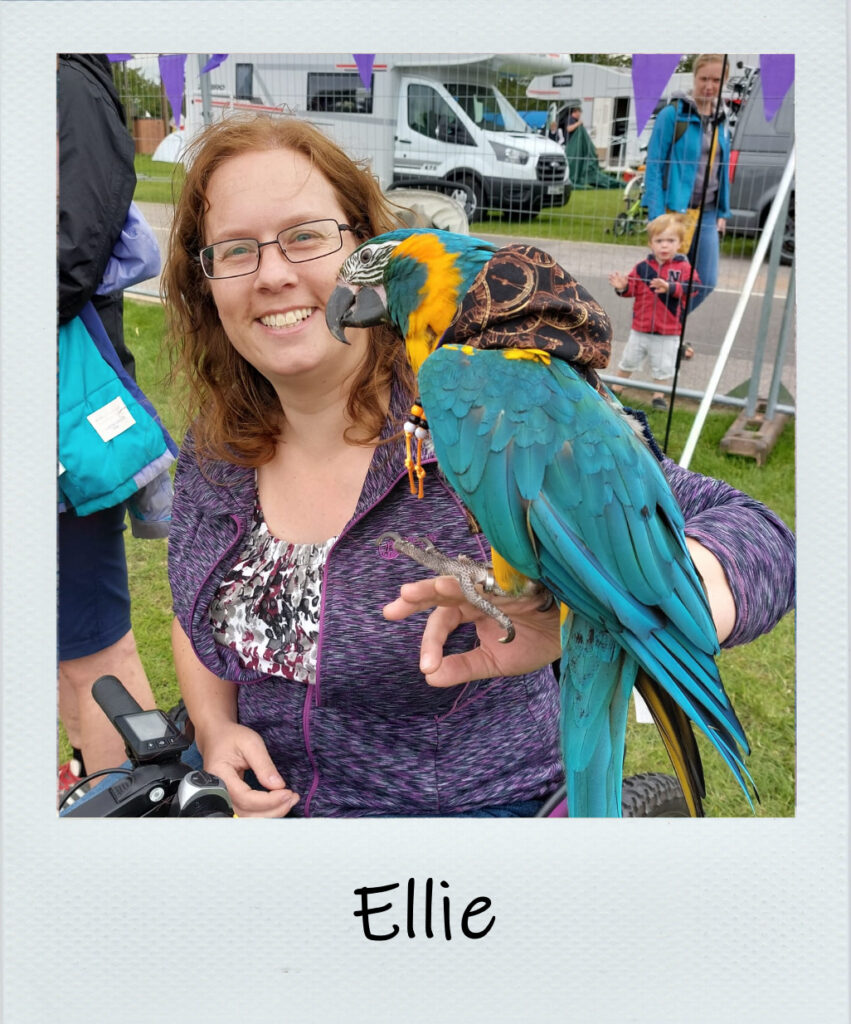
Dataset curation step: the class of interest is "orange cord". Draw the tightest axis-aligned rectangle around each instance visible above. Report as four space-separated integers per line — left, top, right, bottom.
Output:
404 431 416 495
414 436 426 499
404 403 429 499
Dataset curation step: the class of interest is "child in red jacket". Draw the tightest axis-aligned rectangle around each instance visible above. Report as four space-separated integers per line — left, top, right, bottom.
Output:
609 213 699 409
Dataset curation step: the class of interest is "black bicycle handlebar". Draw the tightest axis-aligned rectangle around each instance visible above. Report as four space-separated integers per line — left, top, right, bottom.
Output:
61 676 233 818
92 673 144 720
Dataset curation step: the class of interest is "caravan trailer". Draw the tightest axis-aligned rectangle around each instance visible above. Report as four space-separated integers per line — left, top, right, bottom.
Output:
526 61 692 172
178 53 572 219
526 56 760 172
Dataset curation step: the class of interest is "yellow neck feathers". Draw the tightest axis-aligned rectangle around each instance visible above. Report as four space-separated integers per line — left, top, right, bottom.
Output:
395 234 465 376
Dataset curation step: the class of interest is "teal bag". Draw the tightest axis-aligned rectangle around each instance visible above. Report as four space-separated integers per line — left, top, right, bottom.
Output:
58 315 171 516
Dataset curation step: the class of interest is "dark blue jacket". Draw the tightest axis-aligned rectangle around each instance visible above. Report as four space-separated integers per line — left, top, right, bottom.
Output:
645 95 731 221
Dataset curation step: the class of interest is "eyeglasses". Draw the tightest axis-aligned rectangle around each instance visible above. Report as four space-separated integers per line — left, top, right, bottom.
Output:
198 219 355 279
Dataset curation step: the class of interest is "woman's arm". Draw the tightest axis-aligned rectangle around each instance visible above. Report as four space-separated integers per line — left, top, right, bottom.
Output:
58 57 136 325
663 460 795 648
643 106 675 220
716 123 733 220
172 618 299 817
383 463 794 683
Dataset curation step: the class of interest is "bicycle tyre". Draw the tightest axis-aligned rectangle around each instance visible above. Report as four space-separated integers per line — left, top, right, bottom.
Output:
535 772 692 817
612 212 630 237
621 772 690 817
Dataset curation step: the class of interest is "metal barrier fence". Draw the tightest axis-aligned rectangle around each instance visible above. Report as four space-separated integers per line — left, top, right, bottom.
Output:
114 53 795 439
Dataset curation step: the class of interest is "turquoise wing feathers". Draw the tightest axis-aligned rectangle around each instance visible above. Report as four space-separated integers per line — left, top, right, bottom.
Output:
418 344 754 816
326 227 754 817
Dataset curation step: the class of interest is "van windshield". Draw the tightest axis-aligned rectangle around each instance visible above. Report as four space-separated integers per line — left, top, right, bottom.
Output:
444 82 528 133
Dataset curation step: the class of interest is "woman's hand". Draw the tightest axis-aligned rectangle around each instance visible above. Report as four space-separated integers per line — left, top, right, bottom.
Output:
717 217 727 237
197 720 300 818
383 575 561 687
383 538 736 688
172 617 299 818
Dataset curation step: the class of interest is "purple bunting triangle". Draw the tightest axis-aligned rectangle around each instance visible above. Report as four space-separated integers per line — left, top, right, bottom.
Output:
201 54 229 74
107 54 134 63
159 53 187 130
759 54 794 121
353 54 375 90
631 54 682 135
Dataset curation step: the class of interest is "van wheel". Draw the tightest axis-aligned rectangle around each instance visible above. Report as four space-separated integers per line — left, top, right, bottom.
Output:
450 175 484 221
502 191 542 222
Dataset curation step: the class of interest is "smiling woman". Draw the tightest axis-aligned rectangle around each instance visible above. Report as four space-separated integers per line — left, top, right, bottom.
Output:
162 112 794 820
199 148 372 400
164 116 409 465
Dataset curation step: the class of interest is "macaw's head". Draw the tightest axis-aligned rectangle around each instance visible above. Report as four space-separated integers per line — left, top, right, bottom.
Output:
326 228 496 375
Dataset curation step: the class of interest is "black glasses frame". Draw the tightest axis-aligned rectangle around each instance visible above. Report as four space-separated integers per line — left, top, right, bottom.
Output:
198 219 355 279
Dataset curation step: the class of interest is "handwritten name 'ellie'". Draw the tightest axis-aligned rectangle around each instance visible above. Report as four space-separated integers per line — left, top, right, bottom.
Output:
354 878 495 941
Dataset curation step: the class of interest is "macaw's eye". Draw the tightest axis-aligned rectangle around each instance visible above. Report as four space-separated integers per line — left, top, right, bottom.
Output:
358 248 374 265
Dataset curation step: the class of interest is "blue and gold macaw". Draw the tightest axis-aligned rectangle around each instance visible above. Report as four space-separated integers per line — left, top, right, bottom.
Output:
326 228 754 817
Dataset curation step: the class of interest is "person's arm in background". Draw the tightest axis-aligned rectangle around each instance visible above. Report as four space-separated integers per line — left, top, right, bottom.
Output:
643 104 675 221
715 118 732 229
58 55 137 325
609 266 637 297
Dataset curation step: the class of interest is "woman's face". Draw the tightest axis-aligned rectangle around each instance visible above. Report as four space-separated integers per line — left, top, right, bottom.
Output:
693 61 724 107
203 147 368 391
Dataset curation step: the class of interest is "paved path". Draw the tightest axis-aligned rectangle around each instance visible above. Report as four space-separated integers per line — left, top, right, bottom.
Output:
132 201 795 408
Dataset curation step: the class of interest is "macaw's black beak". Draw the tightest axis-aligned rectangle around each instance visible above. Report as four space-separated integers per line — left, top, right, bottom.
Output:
326 283 389 345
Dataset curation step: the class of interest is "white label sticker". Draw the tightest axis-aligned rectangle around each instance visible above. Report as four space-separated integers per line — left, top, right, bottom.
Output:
87 396 136 442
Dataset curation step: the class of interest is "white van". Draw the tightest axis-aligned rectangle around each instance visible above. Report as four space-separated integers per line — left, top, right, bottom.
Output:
177 53 572 220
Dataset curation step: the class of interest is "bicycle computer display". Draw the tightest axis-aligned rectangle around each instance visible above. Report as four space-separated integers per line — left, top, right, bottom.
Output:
114 710 191 763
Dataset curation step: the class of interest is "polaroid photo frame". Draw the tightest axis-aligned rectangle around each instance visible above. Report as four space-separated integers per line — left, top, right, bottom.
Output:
1 2 847 1021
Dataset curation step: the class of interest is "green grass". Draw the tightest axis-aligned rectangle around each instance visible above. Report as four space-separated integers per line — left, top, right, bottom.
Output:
121 301 185 712
132 162 759 261
622 401 795 817
475 189 760 262
134 154 184 204
63 298 795 817
478 188 630 244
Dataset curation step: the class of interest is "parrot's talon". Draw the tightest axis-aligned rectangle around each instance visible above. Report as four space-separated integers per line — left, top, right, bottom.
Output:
498 624 516 644
376 531 404 547
378 533 516 642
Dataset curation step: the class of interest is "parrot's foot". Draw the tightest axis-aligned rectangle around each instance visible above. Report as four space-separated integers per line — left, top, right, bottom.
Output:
378 532 517 643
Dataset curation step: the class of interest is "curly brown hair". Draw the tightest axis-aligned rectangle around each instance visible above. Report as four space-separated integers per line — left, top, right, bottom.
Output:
163 113 414 465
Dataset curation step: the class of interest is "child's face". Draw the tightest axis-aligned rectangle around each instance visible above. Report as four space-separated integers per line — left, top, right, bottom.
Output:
649 229 683 263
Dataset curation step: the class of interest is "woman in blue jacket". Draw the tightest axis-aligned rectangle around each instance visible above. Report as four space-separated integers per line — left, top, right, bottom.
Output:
644 54 731 311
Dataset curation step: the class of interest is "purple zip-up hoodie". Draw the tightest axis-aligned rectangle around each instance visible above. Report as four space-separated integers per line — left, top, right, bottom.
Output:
168 385 795 817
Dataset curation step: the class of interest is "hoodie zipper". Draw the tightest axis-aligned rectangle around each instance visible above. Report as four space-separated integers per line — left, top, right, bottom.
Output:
301 453 447 816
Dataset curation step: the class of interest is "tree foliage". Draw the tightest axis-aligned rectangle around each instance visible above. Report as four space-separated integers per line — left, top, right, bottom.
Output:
571 53 633 68
111 64 164 121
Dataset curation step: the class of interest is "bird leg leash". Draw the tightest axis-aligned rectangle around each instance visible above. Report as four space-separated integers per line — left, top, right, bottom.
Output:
403 399 429 499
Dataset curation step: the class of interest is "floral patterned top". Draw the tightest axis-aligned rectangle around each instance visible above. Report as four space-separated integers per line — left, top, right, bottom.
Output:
209 494 335 684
